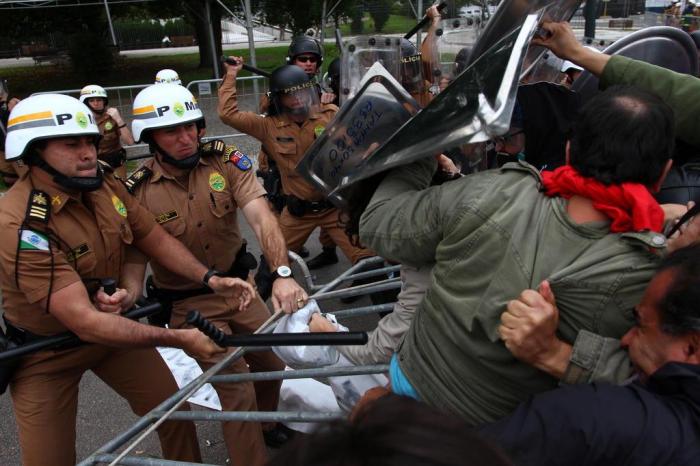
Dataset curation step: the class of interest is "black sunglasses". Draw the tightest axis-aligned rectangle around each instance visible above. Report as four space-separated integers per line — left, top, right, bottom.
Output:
296 55 318 63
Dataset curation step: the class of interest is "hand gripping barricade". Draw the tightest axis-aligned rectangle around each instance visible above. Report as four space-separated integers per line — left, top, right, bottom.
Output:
77 253 403 466
572 26 700 103
340 35 402 105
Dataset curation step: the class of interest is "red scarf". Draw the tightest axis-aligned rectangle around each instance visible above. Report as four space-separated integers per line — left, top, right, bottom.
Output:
540 165 664 233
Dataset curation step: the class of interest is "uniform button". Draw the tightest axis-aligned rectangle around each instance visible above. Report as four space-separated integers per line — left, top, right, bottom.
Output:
652 235 665 246
204 245 210 250
189 194 194 200
197 222 203 227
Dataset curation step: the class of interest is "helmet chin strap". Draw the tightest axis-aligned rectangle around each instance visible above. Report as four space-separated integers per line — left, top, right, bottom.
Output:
154 140 201 170
34 157 104 192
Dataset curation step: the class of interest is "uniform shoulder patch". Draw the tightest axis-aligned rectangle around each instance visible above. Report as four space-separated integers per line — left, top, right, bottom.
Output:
201 139 226 158
124 166 153 194
24 190 51 224
223 145 253 171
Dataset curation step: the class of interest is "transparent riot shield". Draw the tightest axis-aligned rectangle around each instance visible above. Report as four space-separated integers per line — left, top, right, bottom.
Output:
340 36 401 105
297 62 421 207
431 17 484 93
331 14 540 191
520 49 565 84
469 0 580 74
572 26 700 103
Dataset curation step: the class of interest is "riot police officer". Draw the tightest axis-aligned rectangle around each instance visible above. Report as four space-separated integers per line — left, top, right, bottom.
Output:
220 59 374 272
0 93 257 466
126 83 305 464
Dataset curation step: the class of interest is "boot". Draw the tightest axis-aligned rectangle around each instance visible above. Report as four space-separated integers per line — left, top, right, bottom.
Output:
306 246 339 270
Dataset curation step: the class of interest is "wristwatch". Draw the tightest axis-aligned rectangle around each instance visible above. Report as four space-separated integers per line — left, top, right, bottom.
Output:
202 268 222 287
270 265 292 282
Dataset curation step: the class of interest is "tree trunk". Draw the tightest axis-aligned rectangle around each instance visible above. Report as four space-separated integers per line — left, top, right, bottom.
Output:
190 0 222 74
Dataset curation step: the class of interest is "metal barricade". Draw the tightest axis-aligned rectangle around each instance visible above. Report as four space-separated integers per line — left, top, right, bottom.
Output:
77 254 401 466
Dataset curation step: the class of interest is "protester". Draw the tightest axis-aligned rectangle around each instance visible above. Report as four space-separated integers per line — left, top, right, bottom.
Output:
487 244 700 466
359 83 681 425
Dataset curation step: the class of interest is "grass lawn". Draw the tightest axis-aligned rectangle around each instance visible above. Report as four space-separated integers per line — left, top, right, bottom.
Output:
2 43 340 97
325 14 418 36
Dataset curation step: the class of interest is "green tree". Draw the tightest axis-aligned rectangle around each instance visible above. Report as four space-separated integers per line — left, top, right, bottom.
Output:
368 0 392 32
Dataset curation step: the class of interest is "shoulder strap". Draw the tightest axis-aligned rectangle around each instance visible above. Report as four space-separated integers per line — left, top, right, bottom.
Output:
124 166 153 194
200 139 226 158
24 189 51 224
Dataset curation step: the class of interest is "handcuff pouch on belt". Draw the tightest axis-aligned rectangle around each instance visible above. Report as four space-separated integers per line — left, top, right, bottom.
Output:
145 242 259 327
286 195 333 217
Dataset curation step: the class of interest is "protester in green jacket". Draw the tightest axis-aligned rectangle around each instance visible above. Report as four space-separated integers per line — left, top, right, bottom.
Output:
358 78 682 424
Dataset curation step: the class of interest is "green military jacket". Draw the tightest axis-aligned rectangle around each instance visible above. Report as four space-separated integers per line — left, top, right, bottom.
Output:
359 158 664 425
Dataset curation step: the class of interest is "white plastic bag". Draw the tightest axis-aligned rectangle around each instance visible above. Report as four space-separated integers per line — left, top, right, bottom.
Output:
272 300 341 368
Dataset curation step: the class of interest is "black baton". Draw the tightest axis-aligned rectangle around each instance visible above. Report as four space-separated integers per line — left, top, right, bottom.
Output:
667 203 700 238
404 2 448 40
221 56 272 79
186 310 368 347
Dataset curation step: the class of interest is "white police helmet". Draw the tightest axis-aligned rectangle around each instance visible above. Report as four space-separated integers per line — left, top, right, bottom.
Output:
79 84 108 104
155 69 182 85
4 94 99 161
131 83 203 142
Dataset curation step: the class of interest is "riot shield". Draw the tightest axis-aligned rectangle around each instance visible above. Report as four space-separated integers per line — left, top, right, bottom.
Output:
297 62 421 207
520 49 565 83
325 14 540 191
340 36 402 105
432 17 483 93
572 26 700 103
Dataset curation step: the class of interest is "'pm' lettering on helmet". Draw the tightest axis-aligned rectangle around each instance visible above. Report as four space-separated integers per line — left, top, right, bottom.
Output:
56 113 73 125
156 106 170 116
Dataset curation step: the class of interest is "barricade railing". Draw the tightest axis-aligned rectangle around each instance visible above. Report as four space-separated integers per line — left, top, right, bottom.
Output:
78 254 399 466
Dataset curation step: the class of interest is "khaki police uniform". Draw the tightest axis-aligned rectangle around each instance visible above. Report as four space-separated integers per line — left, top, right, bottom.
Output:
96 111 127 179
257 149 335 250
126 145 285 466
219 74 372 264
0 169 201 466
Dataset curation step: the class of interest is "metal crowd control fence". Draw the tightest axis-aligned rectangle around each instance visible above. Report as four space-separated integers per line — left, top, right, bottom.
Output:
78 254 400 466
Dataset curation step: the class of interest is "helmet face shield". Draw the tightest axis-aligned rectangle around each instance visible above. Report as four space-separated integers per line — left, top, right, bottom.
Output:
400 53 425 95
273 81 320 117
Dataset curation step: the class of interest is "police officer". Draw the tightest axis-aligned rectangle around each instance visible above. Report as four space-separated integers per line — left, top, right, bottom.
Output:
126 83 306 464
79 84 134 179
257 36 339 271
0 94 258 466
220 59 374 271
155 68 182 85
